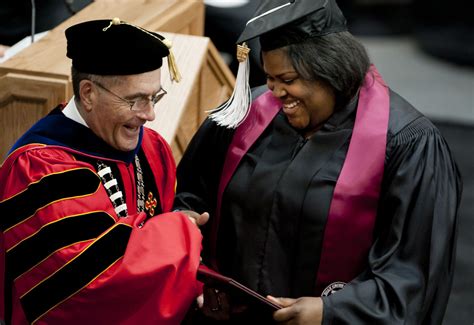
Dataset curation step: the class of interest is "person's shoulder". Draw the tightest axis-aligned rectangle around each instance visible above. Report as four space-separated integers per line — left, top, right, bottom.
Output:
142 127 173 155
385 89 452 164
387 89 439 141
0 144 91 197
2 143 75 168
143 127 165 143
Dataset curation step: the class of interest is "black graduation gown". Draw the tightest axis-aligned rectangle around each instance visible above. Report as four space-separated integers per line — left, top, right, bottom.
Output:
174 88 462 324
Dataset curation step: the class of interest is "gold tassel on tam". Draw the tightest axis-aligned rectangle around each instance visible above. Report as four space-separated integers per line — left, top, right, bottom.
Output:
161 38 182 83
208 42 252 128
103 18 181 83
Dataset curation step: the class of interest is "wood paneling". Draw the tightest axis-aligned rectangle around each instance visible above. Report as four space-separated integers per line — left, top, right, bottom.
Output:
0 0 235 162
0 73 69 158
147 33 234 162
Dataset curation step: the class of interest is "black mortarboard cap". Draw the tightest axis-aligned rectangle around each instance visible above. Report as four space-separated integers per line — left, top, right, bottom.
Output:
66 18 181 81
238 0 347 50
208 0 347 128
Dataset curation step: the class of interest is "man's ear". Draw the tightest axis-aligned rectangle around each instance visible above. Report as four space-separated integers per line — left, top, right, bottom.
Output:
79 79 95 112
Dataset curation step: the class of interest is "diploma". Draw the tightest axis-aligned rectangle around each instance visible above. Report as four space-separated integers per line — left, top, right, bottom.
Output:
197 264 282 311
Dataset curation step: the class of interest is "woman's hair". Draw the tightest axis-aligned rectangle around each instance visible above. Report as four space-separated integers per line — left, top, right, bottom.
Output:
283 31 371 109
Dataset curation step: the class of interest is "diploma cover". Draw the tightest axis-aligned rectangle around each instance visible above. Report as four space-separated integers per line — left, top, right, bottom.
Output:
197 265 281 311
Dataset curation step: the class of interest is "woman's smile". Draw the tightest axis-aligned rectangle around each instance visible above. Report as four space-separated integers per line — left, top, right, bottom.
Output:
282 99 301 115
262 48 336 134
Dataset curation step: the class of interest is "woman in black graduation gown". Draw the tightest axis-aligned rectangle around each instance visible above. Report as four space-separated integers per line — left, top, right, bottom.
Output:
174 0 462 324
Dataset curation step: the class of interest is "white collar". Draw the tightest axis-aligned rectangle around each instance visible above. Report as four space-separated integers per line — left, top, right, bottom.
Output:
62 96 88 128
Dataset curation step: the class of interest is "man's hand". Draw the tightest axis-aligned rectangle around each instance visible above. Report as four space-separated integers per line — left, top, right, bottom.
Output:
179 210 209 227
267 296 323 325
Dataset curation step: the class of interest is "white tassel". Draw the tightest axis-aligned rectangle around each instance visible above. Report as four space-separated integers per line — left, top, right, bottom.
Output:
208 43 252 128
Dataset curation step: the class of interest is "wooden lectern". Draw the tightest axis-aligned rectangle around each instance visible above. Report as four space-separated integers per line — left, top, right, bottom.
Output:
0 0 235 162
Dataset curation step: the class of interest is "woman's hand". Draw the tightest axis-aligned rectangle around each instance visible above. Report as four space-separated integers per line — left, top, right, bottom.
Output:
268 296 323 325
178 210 209 227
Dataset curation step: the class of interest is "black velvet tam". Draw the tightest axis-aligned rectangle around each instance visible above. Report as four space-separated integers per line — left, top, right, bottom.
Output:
66 19 169 75
237 0 347 51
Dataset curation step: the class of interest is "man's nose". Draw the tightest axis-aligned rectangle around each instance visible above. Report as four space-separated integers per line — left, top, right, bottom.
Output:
136 103 156 122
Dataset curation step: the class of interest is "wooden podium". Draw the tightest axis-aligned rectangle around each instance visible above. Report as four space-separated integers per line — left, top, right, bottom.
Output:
0 0 235 162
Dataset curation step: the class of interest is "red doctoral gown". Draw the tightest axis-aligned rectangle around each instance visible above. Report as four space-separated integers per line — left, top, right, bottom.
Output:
0 108 202 324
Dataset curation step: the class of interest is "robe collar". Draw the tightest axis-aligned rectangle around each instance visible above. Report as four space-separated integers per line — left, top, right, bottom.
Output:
9 106 143 163
323 92 359 130
62 96 88 128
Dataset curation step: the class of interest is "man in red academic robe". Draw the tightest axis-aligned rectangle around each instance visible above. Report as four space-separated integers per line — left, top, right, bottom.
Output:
0 18 206 325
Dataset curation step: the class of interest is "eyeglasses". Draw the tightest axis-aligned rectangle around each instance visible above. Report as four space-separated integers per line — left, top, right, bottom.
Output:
92 80 167 111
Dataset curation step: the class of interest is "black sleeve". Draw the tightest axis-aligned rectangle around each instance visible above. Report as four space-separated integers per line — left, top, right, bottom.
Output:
322 117 462 324
173 118 234 217
174 85 266 214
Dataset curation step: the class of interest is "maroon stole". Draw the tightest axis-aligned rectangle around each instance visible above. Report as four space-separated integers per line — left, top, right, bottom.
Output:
210 66 389 295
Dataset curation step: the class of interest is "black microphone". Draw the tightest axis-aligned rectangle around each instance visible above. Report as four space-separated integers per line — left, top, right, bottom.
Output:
30 0 36 43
